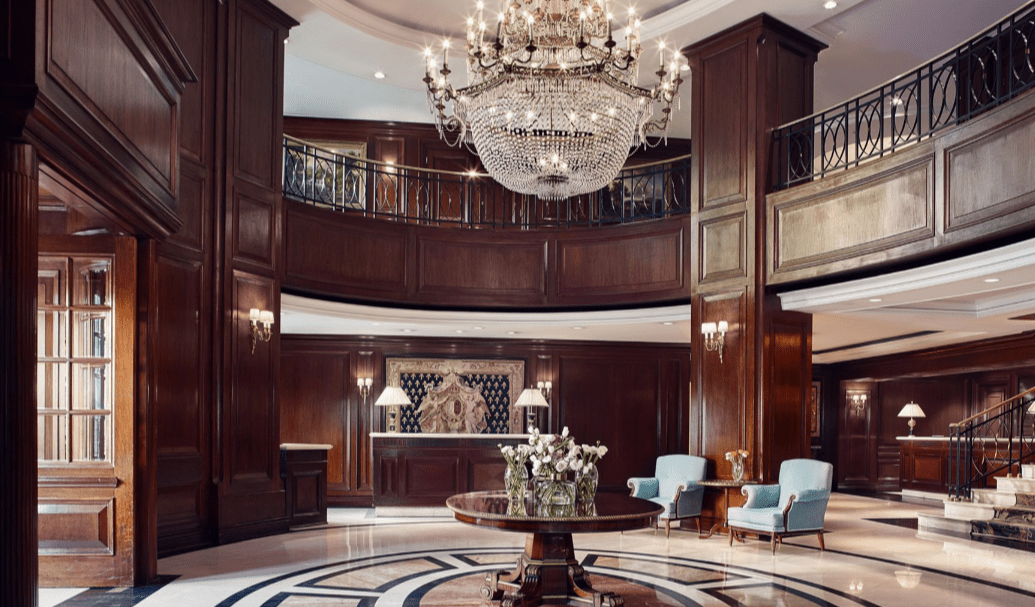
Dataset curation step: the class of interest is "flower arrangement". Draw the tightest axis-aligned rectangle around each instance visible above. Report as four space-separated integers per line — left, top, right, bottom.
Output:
523 427 608 508
498 442 532 503
725 448 748 481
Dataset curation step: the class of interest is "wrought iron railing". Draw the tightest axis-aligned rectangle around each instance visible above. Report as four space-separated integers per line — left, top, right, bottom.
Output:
948 386 1035 501
773 1 1035 190
282 135 690 229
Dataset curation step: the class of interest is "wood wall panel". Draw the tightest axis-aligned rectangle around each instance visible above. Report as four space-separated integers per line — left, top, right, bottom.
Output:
946 108 1035 232
38 499 114 555
280 354 348 493
700 41 748 209
556 227 684 297
772 150 933 273
233 190 275 267
229 272 279 482
285 206 409 293
283 336 691 505
233 6 277 188
700 212 746 282
283 200 693 308
763 313 812 480
155 255 205 454
170 166 206 252
417 237 546 299
47 0 174 183
697 291 748 479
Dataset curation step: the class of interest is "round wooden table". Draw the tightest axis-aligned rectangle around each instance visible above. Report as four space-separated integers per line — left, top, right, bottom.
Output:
698 479 759 540
446 491 663 606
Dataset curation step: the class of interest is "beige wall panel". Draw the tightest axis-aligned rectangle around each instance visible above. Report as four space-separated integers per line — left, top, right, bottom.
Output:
700 212 746 282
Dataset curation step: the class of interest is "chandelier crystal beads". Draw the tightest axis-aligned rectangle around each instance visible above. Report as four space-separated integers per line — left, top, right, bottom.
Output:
423 0 683 200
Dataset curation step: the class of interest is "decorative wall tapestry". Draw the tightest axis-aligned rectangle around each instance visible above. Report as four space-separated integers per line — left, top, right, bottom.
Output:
385 358 525 434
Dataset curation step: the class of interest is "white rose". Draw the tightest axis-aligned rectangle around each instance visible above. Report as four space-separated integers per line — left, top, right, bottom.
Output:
561 426 569 437
555 459 569 473
597 446 607 457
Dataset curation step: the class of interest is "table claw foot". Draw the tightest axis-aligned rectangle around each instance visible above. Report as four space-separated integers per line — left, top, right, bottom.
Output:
568 564 624 606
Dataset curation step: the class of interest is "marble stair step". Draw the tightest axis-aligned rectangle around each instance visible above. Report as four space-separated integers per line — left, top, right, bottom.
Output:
971 518 1035 544
993 504 1035 524
994 477 1035 494
1015 493 1035 507
970 488 1017 506
944 500 995 520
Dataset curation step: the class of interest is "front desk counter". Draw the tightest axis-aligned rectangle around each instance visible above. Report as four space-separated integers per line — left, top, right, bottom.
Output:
371 432 528 507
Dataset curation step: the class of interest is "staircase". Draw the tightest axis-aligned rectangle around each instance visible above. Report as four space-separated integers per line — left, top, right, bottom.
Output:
919 464 1035 551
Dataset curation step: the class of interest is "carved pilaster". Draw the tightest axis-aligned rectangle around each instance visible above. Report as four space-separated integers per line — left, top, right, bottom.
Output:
0 139 39 606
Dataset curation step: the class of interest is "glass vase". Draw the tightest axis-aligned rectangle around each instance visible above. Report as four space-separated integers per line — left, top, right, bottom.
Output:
505 464 528 503
732 460 745 482
534 477 576 510
576 466 599 503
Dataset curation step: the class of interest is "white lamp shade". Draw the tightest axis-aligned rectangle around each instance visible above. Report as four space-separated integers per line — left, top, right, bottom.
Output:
1028 402 1035 414
897 403 925 418
374 386 412 407
513 388 549 408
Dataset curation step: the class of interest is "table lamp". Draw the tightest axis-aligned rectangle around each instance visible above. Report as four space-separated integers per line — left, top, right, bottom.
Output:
514 387 549 431
375 386 411 433
897 402 925 436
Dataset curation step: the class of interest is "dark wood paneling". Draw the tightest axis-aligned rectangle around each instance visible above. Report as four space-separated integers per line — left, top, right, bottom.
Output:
280 354 347 494
285 335 692 506
233 5 277 188
556 225 684 299
170 165 206 252
697 291 749 479
284 199 693 309
839 384 874 487
285 205 409 294
763 311 812 480
417 236 547 300
38 499 114 555
559 356 663 492
281 449 328 528
233 189 276 268
699 40 748 209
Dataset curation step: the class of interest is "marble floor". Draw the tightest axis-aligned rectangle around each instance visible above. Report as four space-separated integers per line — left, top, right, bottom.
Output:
41 493 1035 607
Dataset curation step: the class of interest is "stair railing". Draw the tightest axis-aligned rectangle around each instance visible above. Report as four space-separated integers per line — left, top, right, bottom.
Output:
949 386 1035 501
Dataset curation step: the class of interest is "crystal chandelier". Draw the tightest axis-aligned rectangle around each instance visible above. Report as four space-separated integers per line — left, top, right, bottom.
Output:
423 0 683 200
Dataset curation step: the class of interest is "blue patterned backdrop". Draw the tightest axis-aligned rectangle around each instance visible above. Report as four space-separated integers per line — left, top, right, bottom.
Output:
399 373 512 433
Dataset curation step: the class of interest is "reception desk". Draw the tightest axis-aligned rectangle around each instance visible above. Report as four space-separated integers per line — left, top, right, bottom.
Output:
898 437 951 493
371 433 528 507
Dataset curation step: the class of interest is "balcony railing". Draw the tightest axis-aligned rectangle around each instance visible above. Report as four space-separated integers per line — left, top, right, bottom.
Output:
282 135 691 229
773 1 1035 190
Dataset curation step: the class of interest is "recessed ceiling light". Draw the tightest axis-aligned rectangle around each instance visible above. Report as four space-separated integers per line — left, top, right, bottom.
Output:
372 322 382 326
869 298 882 303
984 278 1001 283
573 326 584 330
473 326 484 330
823 1 837 9
374 70 386 79
663 322 674 326
507 331 518 335
455 329 464 333
402 329 414 333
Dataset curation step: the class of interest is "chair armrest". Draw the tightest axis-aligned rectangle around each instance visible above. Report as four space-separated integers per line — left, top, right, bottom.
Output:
628 477 659 499
794 489 829 503
674 483 704 518
742 484 780 509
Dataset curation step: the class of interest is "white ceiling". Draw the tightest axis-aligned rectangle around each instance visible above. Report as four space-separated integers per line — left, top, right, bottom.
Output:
273 0 1035 360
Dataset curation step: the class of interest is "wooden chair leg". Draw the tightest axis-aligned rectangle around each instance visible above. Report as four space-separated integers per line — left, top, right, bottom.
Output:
728 527 734 546
666 519 671 538
817 530 825 551
695 517 701 533
771 533 777 554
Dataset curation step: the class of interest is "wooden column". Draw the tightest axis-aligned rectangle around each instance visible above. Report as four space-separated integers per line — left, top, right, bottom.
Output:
0 139 39 607
686 16 823 483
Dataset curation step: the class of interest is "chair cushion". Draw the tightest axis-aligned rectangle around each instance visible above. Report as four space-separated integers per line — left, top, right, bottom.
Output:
649 496 677 518
727 506 786 532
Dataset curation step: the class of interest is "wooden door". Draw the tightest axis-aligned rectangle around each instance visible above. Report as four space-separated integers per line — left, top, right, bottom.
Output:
37 236 137 586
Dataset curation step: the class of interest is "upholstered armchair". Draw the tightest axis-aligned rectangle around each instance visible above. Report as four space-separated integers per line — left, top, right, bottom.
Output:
726 458 833 553
627 454 707 537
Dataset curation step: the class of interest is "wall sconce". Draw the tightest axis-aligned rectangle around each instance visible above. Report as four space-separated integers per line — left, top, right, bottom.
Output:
897 402 926 436
536 380 552 402
248 308 274 354
849 393 868 413
357 377 372 402
375 386 411 433
701 321 728 363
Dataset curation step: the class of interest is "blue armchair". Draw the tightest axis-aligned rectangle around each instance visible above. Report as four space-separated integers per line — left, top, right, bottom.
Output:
628 454 707 537
726 458 833 553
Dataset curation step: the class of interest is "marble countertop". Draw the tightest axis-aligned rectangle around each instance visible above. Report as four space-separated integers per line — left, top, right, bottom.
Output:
370 432 530 439
280 443 334 450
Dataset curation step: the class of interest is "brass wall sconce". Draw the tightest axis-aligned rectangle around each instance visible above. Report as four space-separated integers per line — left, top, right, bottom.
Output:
248 308 274 354
701 321 728 363
849 393 868 413
357 377 372 402
536 380 552 402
